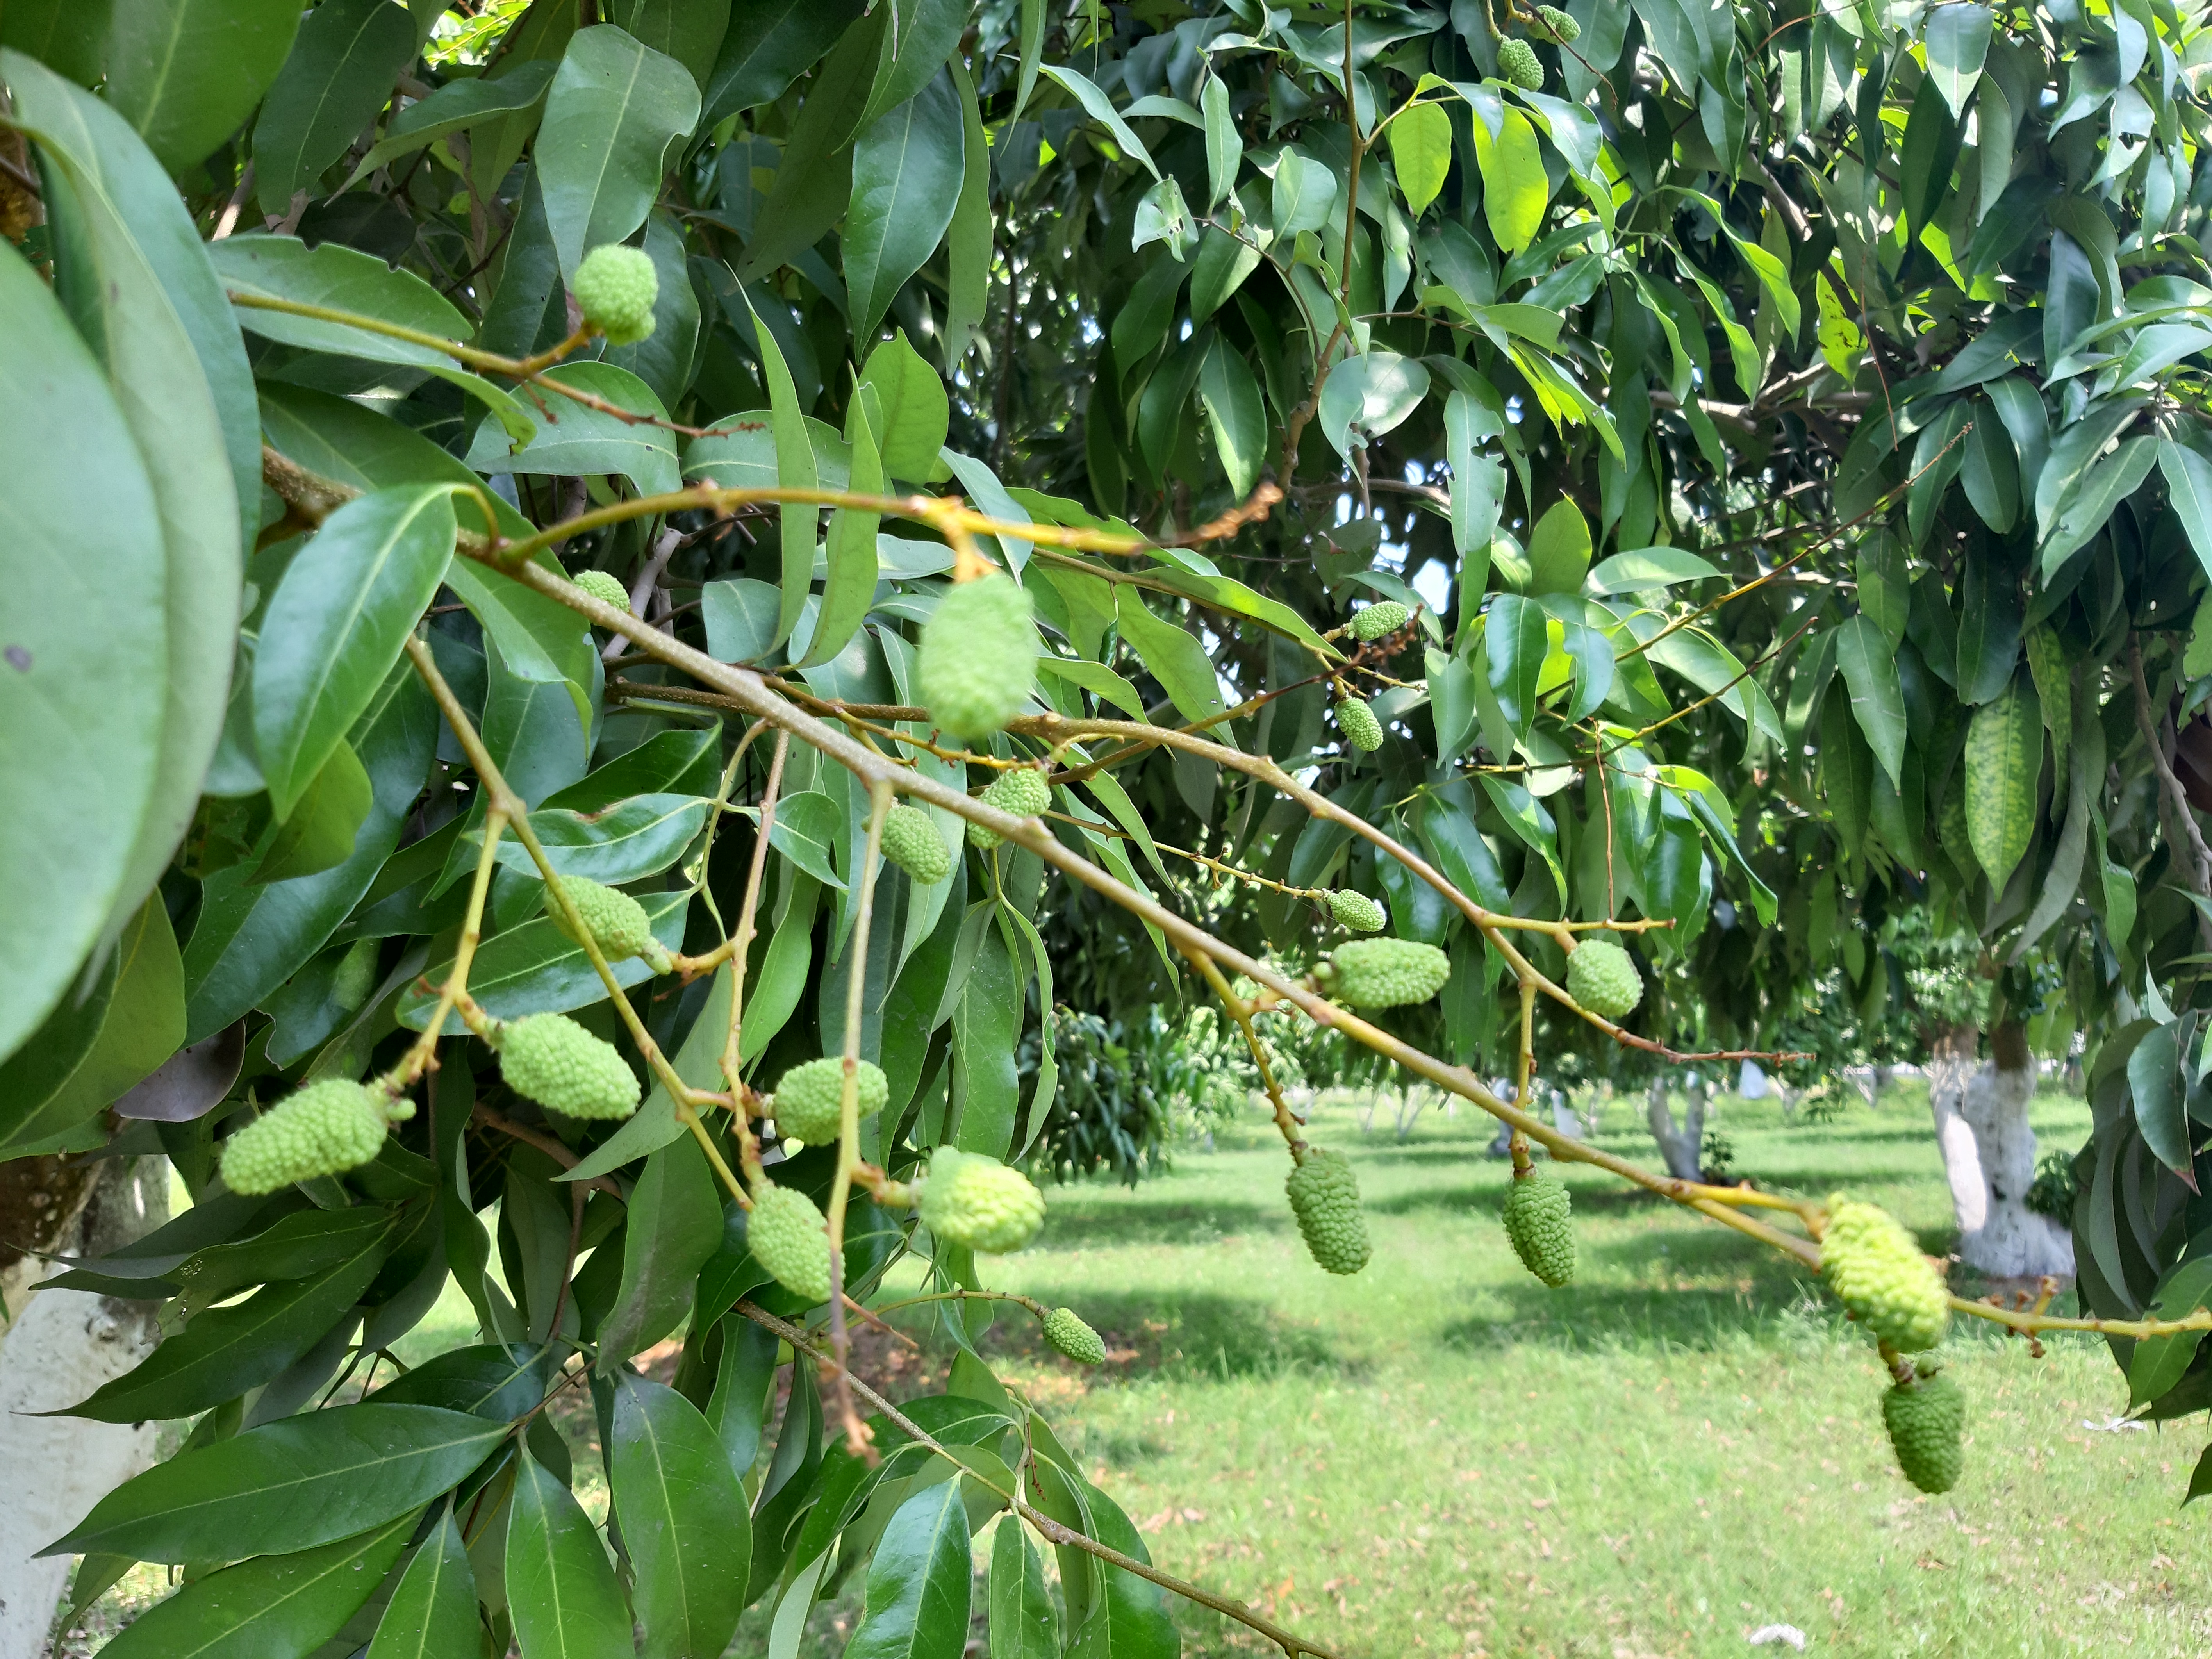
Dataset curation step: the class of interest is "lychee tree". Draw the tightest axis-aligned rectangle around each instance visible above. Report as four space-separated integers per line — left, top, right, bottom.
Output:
8 0 2212 1652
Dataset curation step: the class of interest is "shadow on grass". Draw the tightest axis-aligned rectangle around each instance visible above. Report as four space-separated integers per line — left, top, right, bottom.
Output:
1033 1197 1287 1249
1440 1279 1830 1355
988 1288 1352 1382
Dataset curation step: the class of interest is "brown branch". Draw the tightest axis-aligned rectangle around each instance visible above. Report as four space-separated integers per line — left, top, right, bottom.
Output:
471 1104 623 1198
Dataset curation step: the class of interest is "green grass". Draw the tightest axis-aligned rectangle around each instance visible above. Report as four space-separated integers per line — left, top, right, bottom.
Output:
940 1082 2212 1658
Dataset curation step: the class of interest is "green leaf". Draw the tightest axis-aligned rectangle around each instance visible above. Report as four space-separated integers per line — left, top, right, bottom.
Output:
944 54 993 364
952 913 1024 1158
348 59 558 181
702 0 858 123
212 235 471 367
184 664 436 1042
990 1519 1057 1658
1527 498 1591 594
254 484 454 818
0 947 118 1147
1197 337 1267 499
462 792 712 890
846 1478 973 1659
463 361 681 496
1485 594 1547 740
2040 435 2157 578
2162 439 2212 580
507 1450 635 1659
367 1505 478 1659
69 1226 388 1423
604 209 705 411
1202 74 1240 209
858 331 953 480
1820 691 1873 847
1068 1473 1180 1659
806 396 886 665
369 1343 558 1420
743 297 822 649
1271 146 1336 234
597 1136 723 1366
737 8 885 281
2127 1020 2192 1176
1318 351 1431 457
251 0 416 213
1833 614 1908 790
249 738 373 884
1925 2 1992 116
49 1403 505 1563
611 1375 752 1659
1588 546 1722 593
1115 589 1226 725
398 886 690 1033
537 24 703 280
1041 62 1160 180
0 241 168 1064
846 67 967 342
1963 676 2043 890
100 0 303 171
98 1513 416 1659
1471 105 1547 255
1388 99 1452 216
443 558 598 740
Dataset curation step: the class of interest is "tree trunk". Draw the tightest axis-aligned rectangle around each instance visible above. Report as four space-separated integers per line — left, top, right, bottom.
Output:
1647 1076 1705 1181
1927 1021 2074 1281
0 1156 169 1655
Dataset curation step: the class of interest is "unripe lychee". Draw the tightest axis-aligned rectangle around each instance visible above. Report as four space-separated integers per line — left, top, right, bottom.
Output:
571 569 631 613
572 244 658 345
919 575 1037 739
1501 1167 1575 1286
772 1056 889 1143
549 876 671 973
967 766 1052 849
1334 697 1384 752
880 804 951 883
1882 1368 1964 1493
221 1080 391 1193
492 1013 640 1120
1566 938 1642 1021
1316 938 1451 1008
1498 37 1545 88
918 1149 1046 1254
1820 1196 1950 1352
1043 1306 1106 1365
1327 889 1387 932
1286 1148 1370 1274
1351 601 1408 641
1535 5 1581 41
747 1182 832 1303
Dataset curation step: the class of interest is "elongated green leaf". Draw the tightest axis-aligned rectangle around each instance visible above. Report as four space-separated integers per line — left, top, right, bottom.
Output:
1115 589 1225 725
567 965 732 1180
370 1343 558 1420
808 396 886 665
1963 677 2043 890
858 331 952 481
537 25 703 280
463 792 712 888
598 1136 723 1366
612 1375 752 1659
100 1513 416 1659
952 914 1024 1158
847 1478 972 1659
1833 614 1907 790
1485 594 1546 740
463 360 681 496
252 0 415 212
1041 63 1160 180
1198 337 1266 499
102 0 303 171
349 59 557 180
701 0 862 126
1925 2 1993 116
213 235 471 366
507 1451 634 1659
1527 498 1591 595
0 241 167 1064
48 1404 506 1563
737 8 885 280
1069 1474 1179 1659
367 1505 478 1659
1388 99 1452 216
1472 105 1547 254
0 949 118 1147
845 67 966 342
255 484 454 818
2163 439 2212 581
1271 146 1336 234
2128 1020 2191 1176
990 1519 1056 1659
398 886 690 1033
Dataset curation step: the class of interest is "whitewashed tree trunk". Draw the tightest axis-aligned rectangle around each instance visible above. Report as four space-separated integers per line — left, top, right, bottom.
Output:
1647 1075 1706 1181
1927 1022 2074 1280
0 1157 168 1656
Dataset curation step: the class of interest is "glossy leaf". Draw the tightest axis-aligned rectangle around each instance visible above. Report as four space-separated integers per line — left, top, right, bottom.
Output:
807 396 885 666
1833 615 1907 791
367 1505 479 1659
858 330 953 480
990 1520 1056 1659
0 241 167 1064
1197 337 1266 499
845 67 966 343
48 1404 505 1563
2128 1020 2192 1177
507 1450 635 1659
466 792 714 888
538 25 703 280
102 0 303 171
397 886 690 1033
611 1375 751 1659
597 1135 723 1366
1471 105 1547 254
1963 677 2043 890
846 1478 973 1659
212 235 471 366
702 0 863 126
252 0 416 212
369 1343 558 1420
1116 589 1226 725
1388 99 1452 216
1485 594 1547 740
462 361 681 496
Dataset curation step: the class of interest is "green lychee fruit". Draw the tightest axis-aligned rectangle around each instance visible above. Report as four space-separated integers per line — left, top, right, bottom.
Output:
572 244 658 345
1286 1148 1370 1274
1043 1306 1106 1365
221 1079 391 1193
1566 939 1642 1021
772 1056 890 1144
492 1013 640 1120
1882 1368 1965 1493
880 803 951 883
919 1149 1046 1254
1327 889 1387 932
1502 1167 1576 1286
1535 5 1581 41
967 766 1052 849
1351 601 1409 641
747 1182 832 1304
1334 697 1384 752
919 574 1038 739
1821 1196 1950 1352
1498 37 1545 88
571 569 631 613
1316 938 1451 1008
549 876 672 973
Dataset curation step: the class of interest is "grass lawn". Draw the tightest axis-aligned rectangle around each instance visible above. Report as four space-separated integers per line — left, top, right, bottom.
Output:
932 1082 2211 1659
59 1081 2212 1656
